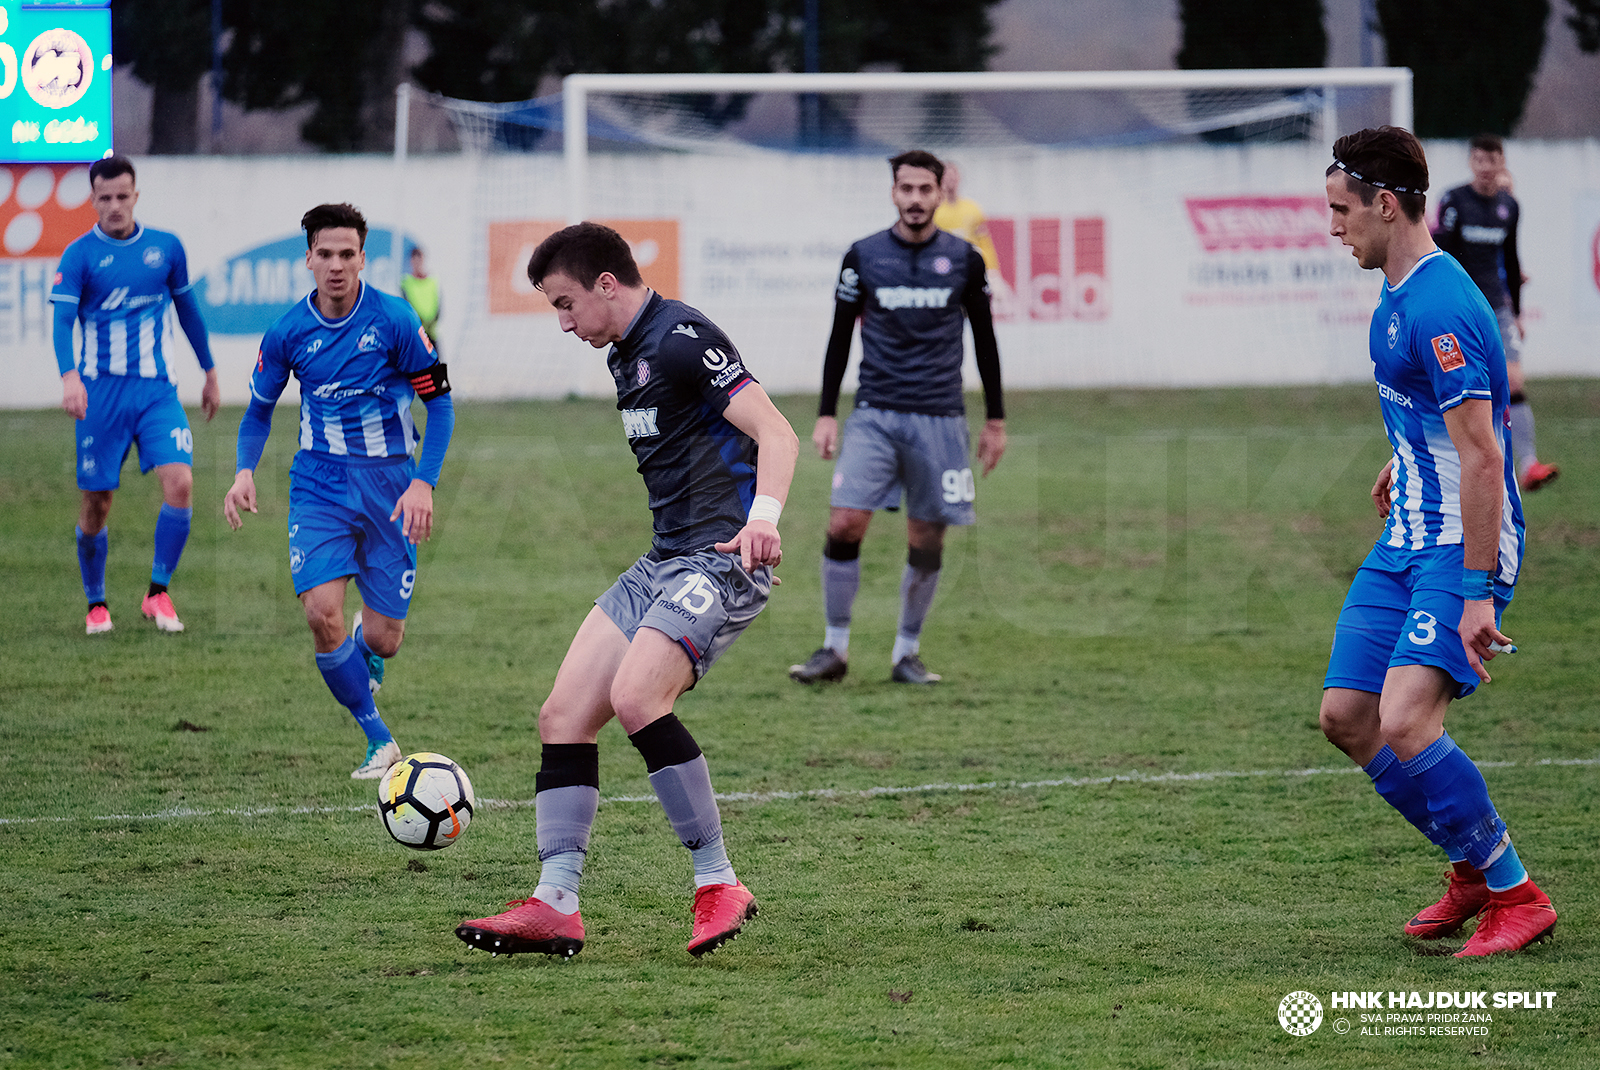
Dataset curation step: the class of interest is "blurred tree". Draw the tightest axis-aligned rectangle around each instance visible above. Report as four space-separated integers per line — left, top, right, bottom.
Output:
112 0 213 153
1175 0 1327 69
411 0 1001 102
1376 0 1548 136
1569 0 1600 50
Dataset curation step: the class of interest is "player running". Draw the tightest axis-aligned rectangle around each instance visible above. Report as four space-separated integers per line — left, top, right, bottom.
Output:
51 155 220 636
456 222 798 960
789 149 1006 687
223 204 455 779
1319 127 1555 957
1434 134 1558 491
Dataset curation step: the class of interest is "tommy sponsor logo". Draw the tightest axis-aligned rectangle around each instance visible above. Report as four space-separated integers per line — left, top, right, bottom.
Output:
876 285 952 310
142 247 163 268
357 325 381 353
1387 313 1400 349
622 407 659 438
1461 225 1507 245
672 323 698 338
1431 332 1465 372
1378 382 1414 408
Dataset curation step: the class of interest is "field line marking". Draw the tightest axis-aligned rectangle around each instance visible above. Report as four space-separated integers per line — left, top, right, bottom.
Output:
2 757 1597 826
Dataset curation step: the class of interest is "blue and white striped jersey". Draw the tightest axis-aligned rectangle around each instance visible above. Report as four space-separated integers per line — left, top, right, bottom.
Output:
250 282 437 459
1369 249 1524 586
50 224 199 381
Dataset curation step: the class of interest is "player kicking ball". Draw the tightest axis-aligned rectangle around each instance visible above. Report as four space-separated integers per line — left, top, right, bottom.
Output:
223 204 455 779
1319 127 1555 957
456 223 798 959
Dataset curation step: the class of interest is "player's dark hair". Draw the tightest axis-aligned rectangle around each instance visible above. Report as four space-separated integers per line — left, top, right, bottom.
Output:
526 222 643 290
1469 133 1505 155
889 150 945 185
301 203 368 249
1326 127 1428 224
88 155 136 188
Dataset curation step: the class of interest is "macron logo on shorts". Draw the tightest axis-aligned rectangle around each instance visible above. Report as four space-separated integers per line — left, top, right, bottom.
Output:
876 286 952 311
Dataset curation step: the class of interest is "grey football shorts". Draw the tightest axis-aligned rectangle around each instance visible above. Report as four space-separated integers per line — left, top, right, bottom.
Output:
830 404 977 525
595 547 772 681
1495 305 1523 365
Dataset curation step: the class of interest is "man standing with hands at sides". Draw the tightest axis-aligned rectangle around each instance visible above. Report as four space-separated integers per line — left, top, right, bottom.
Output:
224 204 455 779
456 222 797 960
52 155 220 635
1433 134 1558 491
1320 127 1554 957
790 149 1005 687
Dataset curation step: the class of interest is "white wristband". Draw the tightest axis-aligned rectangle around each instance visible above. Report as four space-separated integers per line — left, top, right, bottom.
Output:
748 494 782 526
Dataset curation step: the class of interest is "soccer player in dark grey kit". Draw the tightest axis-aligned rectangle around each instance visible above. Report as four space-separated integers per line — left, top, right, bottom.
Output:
456 223 798 960
1433 134 1558 491
789 150 1006 686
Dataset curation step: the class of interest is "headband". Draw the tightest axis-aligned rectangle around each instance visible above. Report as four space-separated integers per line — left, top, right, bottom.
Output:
1332 155 1428 195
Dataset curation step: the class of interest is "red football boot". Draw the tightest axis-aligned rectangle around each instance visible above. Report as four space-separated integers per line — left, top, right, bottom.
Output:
456 897 585 959
1455 880 1557 957
1404 865 1490 939
687 881 758 957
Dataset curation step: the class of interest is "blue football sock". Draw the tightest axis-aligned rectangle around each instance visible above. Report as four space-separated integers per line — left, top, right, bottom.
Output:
1365 745 1454 853
1400 733 1508 870
76 526 108 604
1480 836 1529 892
315 638 391 743
150 503 192 586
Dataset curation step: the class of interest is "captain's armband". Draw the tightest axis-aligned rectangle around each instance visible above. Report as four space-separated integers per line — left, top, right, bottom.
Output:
409 362 451 401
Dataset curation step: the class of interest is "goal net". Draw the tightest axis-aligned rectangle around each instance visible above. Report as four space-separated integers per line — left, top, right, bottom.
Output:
408 69 1412 399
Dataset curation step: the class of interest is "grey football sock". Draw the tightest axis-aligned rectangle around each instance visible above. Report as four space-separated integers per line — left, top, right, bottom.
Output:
533 784 598 911
896 563 942 646
648 755 736 886
821 555 860 648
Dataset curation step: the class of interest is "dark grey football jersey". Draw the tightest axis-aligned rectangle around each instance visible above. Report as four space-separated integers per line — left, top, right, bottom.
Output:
1435 184 1521 314
835 228 991 416
606 293 759 557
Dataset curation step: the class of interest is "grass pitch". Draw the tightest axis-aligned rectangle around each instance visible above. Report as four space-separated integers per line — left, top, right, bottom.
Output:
2 383 1597 1069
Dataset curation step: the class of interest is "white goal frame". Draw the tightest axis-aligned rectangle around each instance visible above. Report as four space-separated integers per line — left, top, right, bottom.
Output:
554 68 1414 223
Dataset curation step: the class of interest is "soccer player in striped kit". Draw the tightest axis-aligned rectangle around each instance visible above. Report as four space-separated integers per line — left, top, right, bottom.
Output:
52 155 220 636
1319 127 1555 957
223 204 455 779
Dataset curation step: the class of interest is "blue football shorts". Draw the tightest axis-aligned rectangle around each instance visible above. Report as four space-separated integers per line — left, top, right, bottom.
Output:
830 404 977 525
75 376 193 491
287 452 420 619
595 547 772 682
1324 542 1510 700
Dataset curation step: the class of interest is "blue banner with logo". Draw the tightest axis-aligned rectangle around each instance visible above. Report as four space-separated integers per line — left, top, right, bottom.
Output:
203 228 417 336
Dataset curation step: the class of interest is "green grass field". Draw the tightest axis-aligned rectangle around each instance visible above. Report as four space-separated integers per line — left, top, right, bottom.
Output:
2 383 1597 1069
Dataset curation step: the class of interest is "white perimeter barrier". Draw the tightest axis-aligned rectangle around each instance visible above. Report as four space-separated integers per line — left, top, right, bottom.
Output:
3 139 1598 410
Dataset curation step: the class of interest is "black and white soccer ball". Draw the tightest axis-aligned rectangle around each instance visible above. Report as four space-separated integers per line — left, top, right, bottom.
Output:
377 752 476 850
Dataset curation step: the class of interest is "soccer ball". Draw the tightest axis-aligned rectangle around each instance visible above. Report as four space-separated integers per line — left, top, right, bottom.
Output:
377 752 476 850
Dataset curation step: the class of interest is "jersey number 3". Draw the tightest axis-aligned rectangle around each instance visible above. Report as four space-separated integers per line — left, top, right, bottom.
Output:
1406 610 1438 646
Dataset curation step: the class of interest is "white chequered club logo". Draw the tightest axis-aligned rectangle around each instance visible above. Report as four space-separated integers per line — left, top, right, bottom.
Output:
1277 991 1323 1036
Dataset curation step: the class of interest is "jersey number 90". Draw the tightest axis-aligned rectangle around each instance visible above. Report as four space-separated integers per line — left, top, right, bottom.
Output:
941 467 976 504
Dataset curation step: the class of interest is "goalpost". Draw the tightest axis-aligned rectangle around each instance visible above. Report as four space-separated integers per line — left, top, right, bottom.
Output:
404 68 1414 398
556 69 1413 223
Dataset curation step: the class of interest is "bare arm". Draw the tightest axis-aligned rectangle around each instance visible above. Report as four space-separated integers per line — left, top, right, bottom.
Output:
714 383 800 571
1441 399 1514 679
